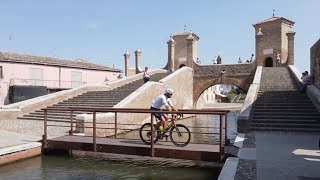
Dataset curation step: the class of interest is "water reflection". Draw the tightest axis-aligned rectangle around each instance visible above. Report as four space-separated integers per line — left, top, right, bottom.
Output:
0 155 220 180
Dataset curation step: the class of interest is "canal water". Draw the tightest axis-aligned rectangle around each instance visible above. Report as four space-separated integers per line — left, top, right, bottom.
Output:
0 112 238 180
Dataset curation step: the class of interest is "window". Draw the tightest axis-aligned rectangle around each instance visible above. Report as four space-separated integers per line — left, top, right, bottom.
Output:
0 66 3 79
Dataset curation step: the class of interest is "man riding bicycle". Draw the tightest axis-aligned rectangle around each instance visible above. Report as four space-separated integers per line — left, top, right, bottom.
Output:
150 88 177 133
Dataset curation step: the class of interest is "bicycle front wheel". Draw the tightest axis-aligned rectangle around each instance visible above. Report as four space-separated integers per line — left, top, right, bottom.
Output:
169 124 191 147
139 123 159 145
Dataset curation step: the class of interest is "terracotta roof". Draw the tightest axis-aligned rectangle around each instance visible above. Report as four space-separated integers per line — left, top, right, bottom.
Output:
253 17 295 26
0 51 121 72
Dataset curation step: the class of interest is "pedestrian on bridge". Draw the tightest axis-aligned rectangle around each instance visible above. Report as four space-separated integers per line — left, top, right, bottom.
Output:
143 67 150 83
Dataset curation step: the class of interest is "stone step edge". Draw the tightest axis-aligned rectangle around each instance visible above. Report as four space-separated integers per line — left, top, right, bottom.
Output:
0 142 41 156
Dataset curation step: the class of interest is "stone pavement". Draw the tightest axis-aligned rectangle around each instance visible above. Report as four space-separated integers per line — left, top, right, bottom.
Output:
0 130 41 149
255 132 320 180
233 131 320 180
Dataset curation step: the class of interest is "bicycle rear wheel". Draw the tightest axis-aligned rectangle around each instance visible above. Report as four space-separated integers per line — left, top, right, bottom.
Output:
169 124 191 147
139 123 159 145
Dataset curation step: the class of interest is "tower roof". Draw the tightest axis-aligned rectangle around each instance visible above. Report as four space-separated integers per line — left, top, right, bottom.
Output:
173 32 200 40
253 17 295 27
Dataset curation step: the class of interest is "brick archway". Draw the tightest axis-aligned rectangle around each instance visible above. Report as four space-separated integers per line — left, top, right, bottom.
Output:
193 63 256 106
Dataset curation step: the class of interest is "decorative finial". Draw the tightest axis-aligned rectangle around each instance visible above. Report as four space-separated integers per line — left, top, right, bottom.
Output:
125 49 130 55
136 45 140 52
257 28 263 35
187 33 194 40
184 25 186 32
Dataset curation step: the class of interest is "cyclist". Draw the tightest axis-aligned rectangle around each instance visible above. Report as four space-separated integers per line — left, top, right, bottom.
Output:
150 88 177 133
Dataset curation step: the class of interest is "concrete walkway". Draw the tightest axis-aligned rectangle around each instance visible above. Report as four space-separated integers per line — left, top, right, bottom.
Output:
255 132 320 180
232 131 320 180
0 130 41 149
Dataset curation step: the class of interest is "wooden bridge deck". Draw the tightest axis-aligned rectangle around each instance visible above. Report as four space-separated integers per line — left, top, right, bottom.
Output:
47 135 222 162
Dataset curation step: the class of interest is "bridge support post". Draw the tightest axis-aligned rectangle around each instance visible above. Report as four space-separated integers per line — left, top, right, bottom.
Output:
93 111 96 152
219 114 223 162
43 110 48 149
151 114 155 157
225 113 229 145
115 112 118 138
70 110 73 135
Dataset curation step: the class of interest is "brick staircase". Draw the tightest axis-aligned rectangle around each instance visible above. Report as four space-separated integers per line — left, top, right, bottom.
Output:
17 72 169 122
251 67 320 132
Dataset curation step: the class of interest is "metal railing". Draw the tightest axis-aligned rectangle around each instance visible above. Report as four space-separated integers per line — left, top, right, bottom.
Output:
42 107 229 162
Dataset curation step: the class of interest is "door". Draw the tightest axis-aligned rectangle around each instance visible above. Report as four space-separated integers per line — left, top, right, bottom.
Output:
265 57 273 67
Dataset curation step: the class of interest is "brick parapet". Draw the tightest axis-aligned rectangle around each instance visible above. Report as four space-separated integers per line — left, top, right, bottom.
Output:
193 63 256 103
310 39 320 89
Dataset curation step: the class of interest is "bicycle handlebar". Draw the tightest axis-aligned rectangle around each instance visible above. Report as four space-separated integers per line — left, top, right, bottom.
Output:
171 113 183 120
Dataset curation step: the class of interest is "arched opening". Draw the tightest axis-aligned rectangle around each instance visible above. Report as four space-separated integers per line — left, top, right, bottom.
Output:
265 57 273 67
195 84 247 110
179 64 186 68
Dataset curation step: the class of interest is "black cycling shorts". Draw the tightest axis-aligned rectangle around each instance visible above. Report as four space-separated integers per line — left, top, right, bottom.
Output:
150 106 163 120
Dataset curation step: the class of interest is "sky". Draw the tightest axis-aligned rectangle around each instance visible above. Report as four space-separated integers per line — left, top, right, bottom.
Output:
1 0 320 74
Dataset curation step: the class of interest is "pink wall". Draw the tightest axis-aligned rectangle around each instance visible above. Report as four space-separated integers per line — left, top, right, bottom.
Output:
0 62 120 105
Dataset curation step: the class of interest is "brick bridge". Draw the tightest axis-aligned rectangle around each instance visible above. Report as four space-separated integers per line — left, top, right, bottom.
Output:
193 63 256 103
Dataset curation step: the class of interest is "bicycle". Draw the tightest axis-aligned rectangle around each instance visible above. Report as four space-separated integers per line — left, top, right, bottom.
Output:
139 113 191 147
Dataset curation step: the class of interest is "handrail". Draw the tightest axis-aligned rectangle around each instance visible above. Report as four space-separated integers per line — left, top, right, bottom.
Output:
42 107 229 162
43 107 230 114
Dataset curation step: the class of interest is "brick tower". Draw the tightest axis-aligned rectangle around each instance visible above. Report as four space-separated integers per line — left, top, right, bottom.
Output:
168 32 200 71
253 17 295 67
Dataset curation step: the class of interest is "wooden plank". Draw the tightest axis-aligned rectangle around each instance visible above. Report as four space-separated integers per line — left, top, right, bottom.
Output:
47 135 221 162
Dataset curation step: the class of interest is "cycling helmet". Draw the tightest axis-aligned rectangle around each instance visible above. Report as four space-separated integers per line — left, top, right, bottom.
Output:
165 88 174 95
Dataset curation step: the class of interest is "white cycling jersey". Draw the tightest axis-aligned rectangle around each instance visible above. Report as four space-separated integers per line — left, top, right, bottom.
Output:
151 94 173 109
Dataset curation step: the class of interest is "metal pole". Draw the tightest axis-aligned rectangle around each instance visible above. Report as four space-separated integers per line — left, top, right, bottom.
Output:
115 112 117 138
151 114 154 157
224 112 228 145
43 110 48 149
219 114 223 161
70 110 73 135
93 111 96 152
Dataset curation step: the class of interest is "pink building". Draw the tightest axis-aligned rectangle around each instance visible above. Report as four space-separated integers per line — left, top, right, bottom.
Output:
0 51 121 105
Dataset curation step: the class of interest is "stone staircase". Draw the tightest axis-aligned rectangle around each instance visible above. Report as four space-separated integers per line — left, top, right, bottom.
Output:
251 67 320 132
17 72 169 122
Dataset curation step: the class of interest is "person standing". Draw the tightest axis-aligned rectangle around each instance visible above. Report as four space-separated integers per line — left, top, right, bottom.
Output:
276 51 281 65
143 67 150 83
